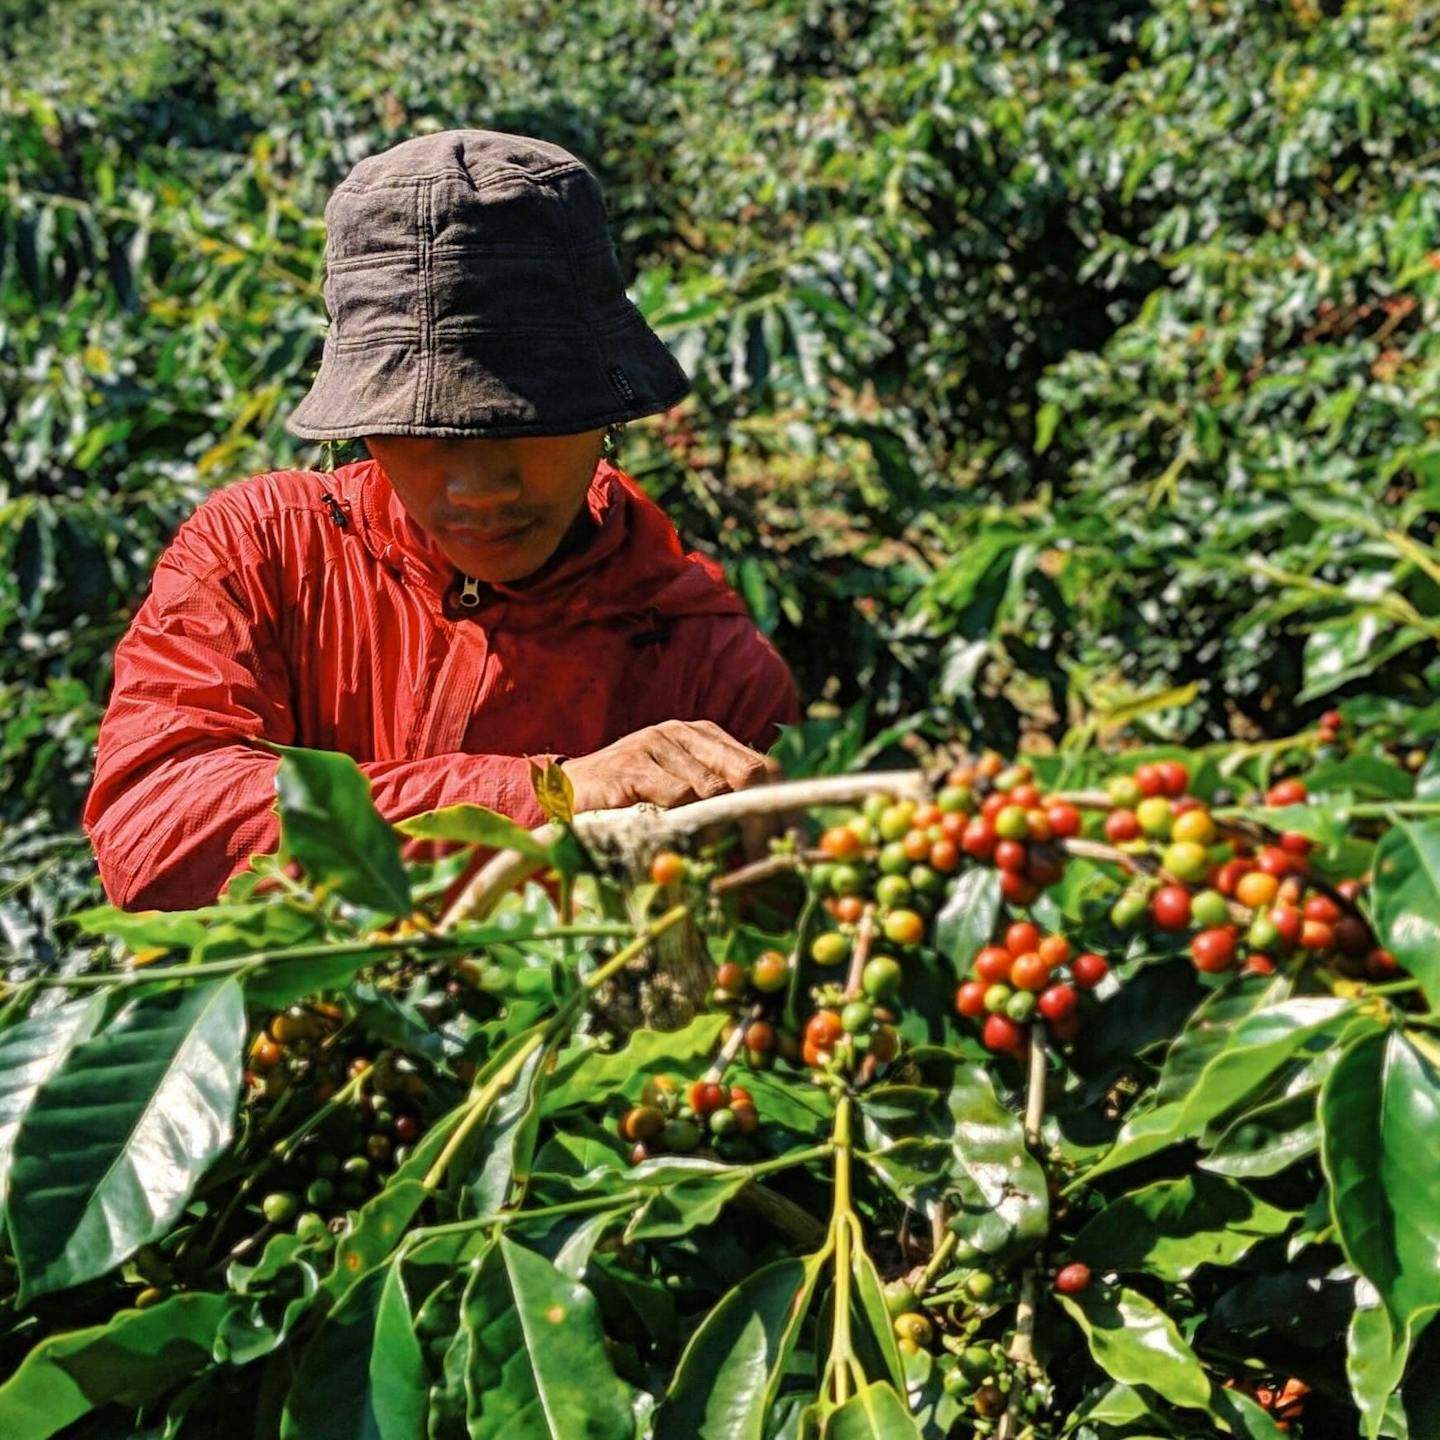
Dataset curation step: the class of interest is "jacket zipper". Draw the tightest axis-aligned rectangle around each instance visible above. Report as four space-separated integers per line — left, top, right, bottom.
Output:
459 575 481 607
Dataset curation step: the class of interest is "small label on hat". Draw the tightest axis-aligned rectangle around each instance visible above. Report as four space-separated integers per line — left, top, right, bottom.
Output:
608 364 637 403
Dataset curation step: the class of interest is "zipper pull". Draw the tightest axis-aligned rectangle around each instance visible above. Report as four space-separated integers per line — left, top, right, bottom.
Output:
458 575 481 608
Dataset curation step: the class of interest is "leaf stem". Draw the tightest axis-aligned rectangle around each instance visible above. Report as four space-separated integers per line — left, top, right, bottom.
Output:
30 923 641 989
997 1029 1049 1440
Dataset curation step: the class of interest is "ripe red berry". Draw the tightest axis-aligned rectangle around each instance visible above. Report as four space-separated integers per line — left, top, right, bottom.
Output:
805 1010 844 1048
981 792 1009 822
1156 761 1190 797
1105 809 1141 843
1279 831 1312 856
1011 952 1051 992
1038 982 1078 1021
1070 953 1109 989
999 872 1039 905
1268 903 1303 948
1300 919 1334 950
1321 709 1344 731
1191 926 1238 972
1213 858 1251 897
1010 783 1042 810
688 1081 727 1114
1037 934 1071 967
819 827 861 860
1243 953 1277 976
995 839 1029 873
1042 802 1078 839
1006 922 1041 956
1134 763 1164 797
956 980 989 1018
1265 779 1308 807
975 946 1015 983
962 817 998 861
1302 894 1343 925
745 1021 777 1053
982 1013 1026 1055
1365 947 1400 978
650 850 686 885
1151 885 1193 931
1055 1263 1092 1295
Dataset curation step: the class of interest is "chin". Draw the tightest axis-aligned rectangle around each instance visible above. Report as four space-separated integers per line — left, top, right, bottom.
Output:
446 536 554 585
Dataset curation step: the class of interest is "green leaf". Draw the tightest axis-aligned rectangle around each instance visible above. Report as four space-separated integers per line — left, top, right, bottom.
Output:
822 1381 921 1438
0 1293 227 1440
396 803 548 859
370 1260 429 1440
1321 1028 1440 1328
458 1039 549 1216
0 997 103 1211
654 1254 823 1440
1348 1297 1412 1440
544 1014 728 1112
1057 1285 1210 1410
626 1166 751 1241
10 979 246 1300
1201 1089 1321 1178
945 1064 1048 1259
462 1236 635 1439
1372 818 1440 1004
850 1244 907 1393
1069 1174 1293 1280
280 1265 386 1440
274 745 410 919
933 868 1002 979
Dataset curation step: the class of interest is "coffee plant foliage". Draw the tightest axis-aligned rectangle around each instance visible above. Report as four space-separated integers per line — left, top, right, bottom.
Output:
0 726 1434 1436
1 7 1440 1428
2 0 1439 956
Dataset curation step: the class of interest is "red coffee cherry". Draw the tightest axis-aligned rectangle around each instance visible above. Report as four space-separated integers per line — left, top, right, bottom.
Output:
1038 982 1078 1021
1055 1262 1092 1294
1151 885 1193 931
1070 953 1109 989
1192 926 1238 972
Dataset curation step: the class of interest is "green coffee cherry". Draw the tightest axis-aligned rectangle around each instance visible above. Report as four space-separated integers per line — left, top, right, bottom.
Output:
262 1191 298 1225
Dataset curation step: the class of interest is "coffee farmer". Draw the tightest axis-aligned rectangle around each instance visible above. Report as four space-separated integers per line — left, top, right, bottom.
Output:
85 130 799 910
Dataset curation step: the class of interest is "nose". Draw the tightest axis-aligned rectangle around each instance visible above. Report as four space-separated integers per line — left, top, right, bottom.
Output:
443 465 524 513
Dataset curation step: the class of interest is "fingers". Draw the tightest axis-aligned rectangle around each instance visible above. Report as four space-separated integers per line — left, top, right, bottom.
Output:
658 720 775 792
644 731 731 804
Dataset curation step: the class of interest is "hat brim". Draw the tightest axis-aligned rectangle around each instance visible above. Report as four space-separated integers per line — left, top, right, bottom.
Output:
284 305 691 441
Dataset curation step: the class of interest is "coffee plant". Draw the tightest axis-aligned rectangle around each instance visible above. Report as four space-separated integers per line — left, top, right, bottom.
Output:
0 707 1435 1438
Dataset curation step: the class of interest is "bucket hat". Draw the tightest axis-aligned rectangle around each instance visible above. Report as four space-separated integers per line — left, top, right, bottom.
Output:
285 129 691 441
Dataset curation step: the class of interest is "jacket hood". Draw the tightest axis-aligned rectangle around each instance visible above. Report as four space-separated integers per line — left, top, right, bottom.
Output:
337 456 746 631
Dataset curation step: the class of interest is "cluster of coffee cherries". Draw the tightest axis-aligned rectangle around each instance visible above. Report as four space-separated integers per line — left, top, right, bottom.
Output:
247 1018 429 1236
801 981 902 1078
1104 765 1396 979
617 1075 760 1164
955 921 1110 1054
941 754 1080 907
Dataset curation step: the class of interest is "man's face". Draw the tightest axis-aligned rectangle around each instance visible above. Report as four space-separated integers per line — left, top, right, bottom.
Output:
366 429 606 583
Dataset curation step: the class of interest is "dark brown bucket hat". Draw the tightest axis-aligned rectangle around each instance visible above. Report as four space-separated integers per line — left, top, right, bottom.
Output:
285 129 691 440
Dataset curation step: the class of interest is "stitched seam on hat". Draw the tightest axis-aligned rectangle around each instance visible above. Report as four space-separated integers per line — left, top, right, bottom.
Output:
546 174 613 403
415 176 435 429
333 161 587 195
325 254 417 274
331 331 421 351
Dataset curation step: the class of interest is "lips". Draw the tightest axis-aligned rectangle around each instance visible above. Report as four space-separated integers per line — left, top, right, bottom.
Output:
438 519 537 548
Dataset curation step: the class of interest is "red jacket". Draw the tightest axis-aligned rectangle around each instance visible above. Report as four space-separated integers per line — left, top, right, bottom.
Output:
85 458 800 910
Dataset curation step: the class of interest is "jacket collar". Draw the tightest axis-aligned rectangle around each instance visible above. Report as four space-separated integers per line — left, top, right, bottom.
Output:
338 456 745 630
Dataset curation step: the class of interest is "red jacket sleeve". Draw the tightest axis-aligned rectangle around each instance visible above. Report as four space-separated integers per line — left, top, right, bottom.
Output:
84 505 547 913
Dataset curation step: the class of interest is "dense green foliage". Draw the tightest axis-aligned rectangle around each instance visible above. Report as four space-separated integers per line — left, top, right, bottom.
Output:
0 729 1437 1437
2 0 1438 958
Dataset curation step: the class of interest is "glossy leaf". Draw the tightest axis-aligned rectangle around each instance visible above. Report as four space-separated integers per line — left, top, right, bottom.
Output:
1347 1295 1411 1440
274 745 410 919
654 1254 823 1440
1372 818 1440 1004
945 1064 1048 1259
370 1259 429 1440
544 1014 728 1112
1321 1028 1440 1328
1057 1285 1210 1410
459 1039 549 1216
0 1292 227 1440
1069 1174 1293 1280
280 1265 386 1440
822 1381 921 1438
0 996 102 1210
933 867 1002 978
1201 1089 1321 1178
9 979 246 1300
462 1236 635 1439
626 1166 751 1241
396 802 548 858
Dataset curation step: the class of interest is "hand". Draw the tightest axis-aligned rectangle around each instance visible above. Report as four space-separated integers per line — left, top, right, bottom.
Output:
561 720 779 813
